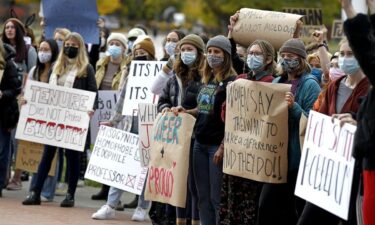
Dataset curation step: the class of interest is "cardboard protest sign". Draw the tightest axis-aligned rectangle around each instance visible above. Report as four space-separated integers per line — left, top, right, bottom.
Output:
145 112 196 207
122 61 165 116
138 103 158 167
85 125 147 195
42 0 99 44
232 8 303 49
295 111 357 220
15 80 96 152
223 80 290 183
15 141 57 176
90 90 119 144
331 20 344 39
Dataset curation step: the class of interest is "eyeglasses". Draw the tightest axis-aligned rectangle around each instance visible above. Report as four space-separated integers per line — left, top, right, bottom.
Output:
248 51 263 56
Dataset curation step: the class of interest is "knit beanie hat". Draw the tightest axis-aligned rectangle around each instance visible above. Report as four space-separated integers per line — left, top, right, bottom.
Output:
206 35 231 56
133 37 155 59
107 32 127 48
179 34 205 53
279 38 307 59
127 28 146 40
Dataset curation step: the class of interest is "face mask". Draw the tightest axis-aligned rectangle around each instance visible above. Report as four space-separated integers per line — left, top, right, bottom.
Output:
128 41 134 50
38 52 52 63
134 55 148 61
181 52 197 66
280 58 300 73
247 55 264 71
165 42 177 57
207 54 224 68
329 67 345 80
56 40 63 51
63 46 79 59
106 45 122 58
338 57 360 75
311 68 323 83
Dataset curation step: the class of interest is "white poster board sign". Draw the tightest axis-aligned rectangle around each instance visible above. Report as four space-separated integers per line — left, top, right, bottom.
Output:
295 111 357 220
122 60 165 116
85 125 147 195
138 103 158 167
90 90 119 144
15 80 96 152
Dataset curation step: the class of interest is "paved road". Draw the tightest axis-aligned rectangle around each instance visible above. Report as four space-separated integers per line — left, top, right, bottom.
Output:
0 180 152 225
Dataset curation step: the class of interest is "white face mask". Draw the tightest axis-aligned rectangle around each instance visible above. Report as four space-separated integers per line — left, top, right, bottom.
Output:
165 42 177 57
38 51 52 63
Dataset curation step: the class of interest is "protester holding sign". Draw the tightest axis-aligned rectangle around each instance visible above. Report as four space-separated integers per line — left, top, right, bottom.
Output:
338 1 375 224
91 32 129 201
257 38 320 225
219 37 276 224
296 38 370 225
91 36 156 222
158 34 205 225
0 39 22 197
22 32 97 207
174 35 236 225
25 39 60 201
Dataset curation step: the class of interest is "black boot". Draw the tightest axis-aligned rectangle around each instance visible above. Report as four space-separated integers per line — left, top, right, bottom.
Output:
91 184 109 200
60 193 74 207
123 195 139 208
22 191 41 205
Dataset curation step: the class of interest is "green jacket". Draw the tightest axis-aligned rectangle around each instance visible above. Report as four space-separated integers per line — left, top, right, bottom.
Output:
95 56 129 90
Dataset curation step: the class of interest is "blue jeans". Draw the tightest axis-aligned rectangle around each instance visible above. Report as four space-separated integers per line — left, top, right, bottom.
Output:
0 128 11 190
32 145 80 196
193 140 222 225
107 173 150 209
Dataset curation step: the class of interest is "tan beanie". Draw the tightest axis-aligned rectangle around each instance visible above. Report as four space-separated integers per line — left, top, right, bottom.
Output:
107 32 128 48
133 38 155 59
179 34 205 53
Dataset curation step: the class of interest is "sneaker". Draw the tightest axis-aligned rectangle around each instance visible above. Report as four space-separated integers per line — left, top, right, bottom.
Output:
131 207 147 222
77 179 85 187
41 195 52 202
92 205 115 220
55 183 67 196
6 179 22 190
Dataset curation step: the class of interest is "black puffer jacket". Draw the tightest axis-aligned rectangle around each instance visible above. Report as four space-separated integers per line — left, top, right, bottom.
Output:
344 13 375 170
0 44 22 130
157 74 202 112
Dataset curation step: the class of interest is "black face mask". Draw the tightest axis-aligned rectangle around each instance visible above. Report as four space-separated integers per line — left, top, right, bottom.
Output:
64 46 79 59
134 55 148 61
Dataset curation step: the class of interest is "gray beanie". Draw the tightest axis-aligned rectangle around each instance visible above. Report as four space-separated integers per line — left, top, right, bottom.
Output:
206 35 231 56
279 38 307 59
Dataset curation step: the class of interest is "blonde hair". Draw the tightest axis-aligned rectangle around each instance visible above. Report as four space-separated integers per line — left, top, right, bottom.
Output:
0 39 5 70
201 51 236 85
53 32 89 77
54 28 71 40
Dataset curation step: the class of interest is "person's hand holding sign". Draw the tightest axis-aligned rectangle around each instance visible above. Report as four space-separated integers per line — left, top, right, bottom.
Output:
285 91 295 108
228 11 240 38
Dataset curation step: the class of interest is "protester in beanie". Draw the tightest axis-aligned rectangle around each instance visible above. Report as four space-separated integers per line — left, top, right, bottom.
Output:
92 37 155 222
0 39 22 197
174 35 236 225
91 32 129 201
257 38 320 225
22 32 98 207
219 39 276 225
296 38 370 225
158 34 205 225
26 39 60 202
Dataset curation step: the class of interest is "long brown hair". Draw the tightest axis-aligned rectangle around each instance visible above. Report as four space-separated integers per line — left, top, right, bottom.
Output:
201 51 236 85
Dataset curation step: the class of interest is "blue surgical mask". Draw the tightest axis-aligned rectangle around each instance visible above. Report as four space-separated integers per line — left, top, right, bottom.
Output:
338 57 360 75
165 42 177 57
247 55 264 71
280 58 300 73
106 45 122 58
128 41 134 50
56 40 63 51
207 54 224 68
311 68 323 83
181 52 197 66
